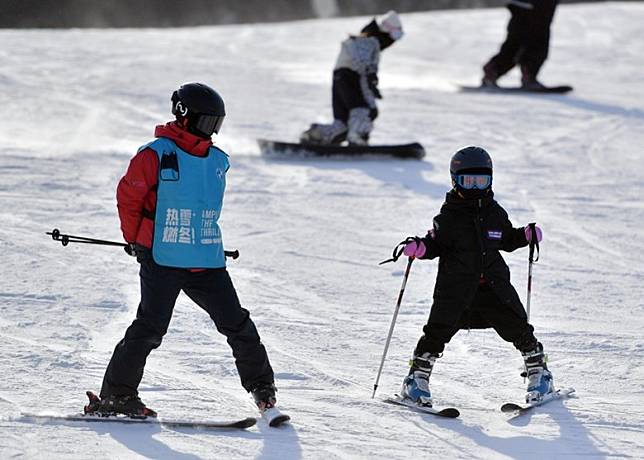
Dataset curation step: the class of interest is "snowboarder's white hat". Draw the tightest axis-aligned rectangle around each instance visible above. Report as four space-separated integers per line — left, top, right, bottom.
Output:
378 10 403 40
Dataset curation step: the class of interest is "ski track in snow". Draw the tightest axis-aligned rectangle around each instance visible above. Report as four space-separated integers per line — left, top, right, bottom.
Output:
1 3 643 459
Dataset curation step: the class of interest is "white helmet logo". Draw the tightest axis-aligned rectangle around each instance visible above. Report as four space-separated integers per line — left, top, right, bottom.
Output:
176 101 188 116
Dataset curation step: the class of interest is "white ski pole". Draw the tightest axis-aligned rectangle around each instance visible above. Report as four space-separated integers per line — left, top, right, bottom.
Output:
372 256 414 399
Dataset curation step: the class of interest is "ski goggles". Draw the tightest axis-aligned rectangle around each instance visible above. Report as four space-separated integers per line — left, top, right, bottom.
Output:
455 174 492 190
387 27 403 41
195 113 225 136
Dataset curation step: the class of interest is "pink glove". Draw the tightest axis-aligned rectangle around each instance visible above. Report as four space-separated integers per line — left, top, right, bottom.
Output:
524 225 543 243
403 240 426 258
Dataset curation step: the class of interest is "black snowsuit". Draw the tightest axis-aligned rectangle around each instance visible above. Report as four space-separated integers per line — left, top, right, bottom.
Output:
414 191 538 356
485 0 559 80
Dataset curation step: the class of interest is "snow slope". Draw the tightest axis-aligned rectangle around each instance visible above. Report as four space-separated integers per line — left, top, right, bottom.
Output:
1 2 643 458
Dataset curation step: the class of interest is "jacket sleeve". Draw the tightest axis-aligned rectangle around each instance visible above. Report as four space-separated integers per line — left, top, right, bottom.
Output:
500 209 529 252
419 214 449 260
116 148 158 243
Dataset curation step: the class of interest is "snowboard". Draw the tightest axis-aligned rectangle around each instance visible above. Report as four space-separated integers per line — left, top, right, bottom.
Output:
384 395 460 418
19 412 257 430
459 84 573 94
258 139 425 160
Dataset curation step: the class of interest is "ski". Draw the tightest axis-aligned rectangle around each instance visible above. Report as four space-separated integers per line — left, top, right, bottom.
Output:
501 387 576 414
459 84 573 95
384 395 460 418
19 412 257 430
260 406 291 427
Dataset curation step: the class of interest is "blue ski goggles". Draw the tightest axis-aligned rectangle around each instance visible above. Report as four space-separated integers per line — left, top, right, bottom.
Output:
455 174 492 190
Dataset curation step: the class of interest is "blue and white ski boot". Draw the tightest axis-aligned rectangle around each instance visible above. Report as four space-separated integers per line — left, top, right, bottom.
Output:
401 352 438 407
522 344 555 404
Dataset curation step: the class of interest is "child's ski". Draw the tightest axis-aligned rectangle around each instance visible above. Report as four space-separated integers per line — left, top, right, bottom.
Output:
384 395 460 418
501 387 576 415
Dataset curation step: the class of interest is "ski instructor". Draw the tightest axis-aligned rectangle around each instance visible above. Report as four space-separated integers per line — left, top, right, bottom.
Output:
86 83 278 417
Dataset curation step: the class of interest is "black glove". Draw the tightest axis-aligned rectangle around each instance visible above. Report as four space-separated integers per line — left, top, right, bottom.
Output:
124 243 138 257
367 73 382 99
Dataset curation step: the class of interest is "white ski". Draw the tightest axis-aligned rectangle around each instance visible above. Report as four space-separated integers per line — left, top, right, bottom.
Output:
501 387 576 414
384 394 460 418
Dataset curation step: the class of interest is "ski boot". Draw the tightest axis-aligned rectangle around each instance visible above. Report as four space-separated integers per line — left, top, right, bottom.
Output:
401 352 438 407
300 120 347 145
522 343 554 404
85 391 157 418
251 382 277 411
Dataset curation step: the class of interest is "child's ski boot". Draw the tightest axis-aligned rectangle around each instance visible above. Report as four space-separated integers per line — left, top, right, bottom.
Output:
522 343 555 403
401 352 438 407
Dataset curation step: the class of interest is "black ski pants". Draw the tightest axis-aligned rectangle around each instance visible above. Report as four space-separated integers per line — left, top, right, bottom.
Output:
415 286 538 356
485 0 558 79
100 258 274 398
332 68 378 123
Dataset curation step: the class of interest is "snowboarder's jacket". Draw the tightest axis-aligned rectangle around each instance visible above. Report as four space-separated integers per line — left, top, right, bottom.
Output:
334 35 381 110
116 122 229 268
418 191 530 329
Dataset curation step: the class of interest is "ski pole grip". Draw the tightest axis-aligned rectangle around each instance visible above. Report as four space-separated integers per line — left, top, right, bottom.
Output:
527 223 539 263
47 228 69 246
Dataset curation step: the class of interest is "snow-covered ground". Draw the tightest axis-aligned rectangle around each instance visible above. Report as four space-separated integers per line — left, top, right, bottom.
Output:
1 2 643 458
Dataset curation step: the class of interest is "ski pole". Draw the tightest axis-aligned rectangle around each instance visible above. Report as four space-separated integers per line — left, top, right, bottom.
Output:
46 228 240 259
525 223 540 322
372 255 414 399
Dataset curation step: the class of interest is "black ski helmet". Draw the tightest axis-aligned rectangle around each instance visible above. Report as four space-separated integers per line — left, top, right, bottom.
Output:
450 146 493 198
171 83 225 138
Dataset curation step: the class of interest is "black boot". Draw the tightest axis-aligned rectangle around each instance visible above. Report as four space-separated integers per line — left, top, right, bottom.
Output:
88 392 157 418
521 65 546 90
251 383 277 411
482 62 499 87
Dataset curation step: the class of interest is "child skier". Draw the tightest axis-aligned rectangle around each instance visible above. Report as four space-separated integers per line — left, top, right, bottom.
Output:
399 146 553 406
300 10 403 146
85 83 278 418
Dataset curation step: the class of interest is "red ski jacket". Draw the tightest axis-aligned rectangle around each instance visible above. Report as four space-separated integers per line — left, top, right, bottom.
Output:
116 121 213 248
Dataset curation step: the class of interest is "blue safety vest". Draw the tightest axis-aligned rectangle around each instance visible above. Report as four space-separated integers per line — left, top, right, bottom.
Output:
141 137 229 268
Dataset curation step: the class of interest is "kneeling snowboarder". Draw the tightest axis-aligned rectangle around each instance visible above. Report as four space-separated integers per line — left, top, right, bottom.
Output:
300 10 403 146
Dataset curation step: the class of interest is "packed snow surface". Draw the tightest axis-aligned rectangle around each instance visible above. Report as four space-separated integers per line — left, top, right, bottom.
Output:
1 2 643 459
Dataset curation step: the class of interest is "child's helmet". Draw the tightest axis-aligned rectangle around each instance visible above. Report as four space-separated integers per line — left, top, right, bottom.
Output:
450 146 493 199
361 10 403 49
171 83 225 138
